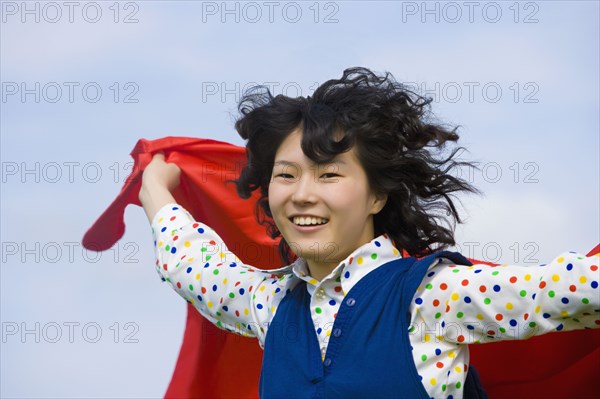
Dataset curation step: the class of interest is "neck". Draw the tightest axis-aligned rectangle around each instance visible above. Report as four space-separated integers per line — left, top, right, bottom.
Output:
305 231 376 281
306 258 339 282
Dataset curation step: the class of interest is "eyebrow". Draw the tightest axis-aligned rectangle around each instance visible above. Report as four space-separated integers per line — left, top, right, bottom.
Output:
273 159 347 166
273 160 295 166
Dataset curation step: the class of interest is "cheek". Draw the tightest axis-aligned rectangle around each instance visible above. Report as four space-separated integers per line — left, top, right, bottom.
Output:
328 185 372 221
267 186 275 210
329 182 366 207
267 185 282 215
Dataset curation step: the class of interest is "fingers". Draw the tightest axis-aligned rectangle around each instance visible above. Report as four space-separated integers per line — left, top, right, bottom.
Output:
152 152 165 161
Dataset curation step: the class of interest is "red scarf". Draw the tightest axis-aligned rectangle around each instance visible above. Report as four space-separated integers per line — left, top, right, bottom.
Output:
83 136 600 398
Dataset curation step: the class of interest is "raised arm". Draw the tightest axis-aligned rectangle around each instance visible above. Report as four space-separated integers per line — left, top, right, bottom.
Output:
411 251 599 344
139 153 293 344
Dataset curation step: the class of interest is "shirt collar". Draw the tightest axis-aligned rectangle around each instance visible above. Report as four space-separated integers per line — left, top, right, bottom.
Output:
290 234 402 296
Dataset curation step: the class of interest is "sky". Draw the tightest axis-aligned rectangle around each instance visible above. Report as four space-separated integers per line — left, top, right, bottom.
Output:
1 0 599 397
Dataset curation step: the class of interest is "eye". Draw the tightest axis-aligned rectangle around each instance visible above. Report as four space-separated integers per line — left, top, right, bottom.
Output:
275 173 294 179
320 173 340 179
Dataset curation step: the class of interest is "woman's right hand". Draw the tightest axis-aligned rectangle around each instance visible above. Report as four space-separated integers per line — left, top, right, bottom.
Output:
141 152 181 192
139 152 182 222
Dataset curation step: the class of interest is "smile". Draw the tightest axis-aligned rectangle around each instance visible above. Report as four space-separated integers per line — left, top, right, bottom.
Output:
291 216 329 226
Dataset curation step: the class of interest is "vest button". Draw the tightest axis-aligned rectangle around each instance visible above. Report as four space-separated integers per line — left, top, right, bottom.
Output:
346 298 356 307
333 328 342 337
324 358 332 367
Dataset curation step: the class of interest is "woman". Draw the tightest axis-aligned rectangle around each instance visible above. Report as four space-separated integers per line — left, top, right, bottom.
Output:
139 67 599 398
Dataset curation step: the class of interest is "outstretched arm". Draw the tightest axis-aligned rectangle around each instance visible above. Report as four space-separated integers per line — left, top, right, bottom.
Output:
411 251 599 344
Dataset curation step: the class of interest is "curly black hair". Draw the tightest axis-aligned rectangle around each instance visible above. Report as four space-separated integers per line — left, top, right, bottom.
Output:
232 67 480 264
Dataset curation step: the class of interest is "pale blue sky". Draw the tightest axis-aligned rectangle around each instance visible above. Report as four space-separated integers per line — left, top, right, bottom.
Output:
1 1 599 397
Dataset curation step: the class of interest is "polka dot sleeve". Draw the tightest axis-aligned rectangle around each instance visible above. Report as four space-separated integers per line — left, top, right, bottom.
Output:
150 203 291 343
412 252 600 344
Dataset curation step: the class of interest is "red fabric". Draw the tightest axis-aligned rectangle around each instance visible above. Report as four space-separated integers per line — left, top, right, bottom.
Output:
83 136 599 399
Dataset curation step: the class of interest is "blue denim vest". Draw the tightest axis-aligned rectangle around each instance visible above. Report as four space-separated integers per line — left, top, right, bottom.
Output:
259 251 488 399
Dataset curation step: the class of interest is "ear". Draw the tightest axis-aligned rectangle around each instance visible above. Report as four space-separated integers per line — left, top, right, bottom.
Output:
370 191 388 215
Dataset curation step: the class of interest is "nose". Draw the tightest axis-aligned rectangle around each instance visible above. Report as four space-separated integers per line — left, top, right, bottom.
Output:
291 173 318 205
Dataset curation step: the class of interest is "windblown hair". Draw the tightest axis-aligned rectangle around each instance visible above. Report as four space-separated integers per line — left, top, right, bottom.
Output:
232 67 480 264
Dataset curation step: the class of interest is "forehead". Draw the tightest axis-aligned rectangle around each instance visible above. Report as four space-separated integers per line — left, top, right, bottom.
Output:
273 128 357 166
273 128 302 157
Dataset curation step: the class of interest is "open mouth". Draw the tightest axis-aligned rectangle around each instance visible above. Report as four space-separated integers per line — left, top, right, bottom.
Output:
290 216 329 226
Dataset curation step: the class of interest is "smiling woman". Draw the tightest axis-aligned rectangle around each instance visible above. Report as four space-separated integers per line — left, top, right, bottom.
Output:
138 67 599 399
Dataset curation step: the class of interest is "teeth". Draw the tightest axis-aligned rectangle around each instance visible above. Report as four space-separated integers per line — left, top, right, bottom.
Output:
292 216 328 226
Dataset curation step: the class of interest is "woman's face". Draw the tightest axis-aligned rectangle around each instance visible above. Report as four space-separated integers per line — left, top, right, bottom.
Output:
268 127 387 278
